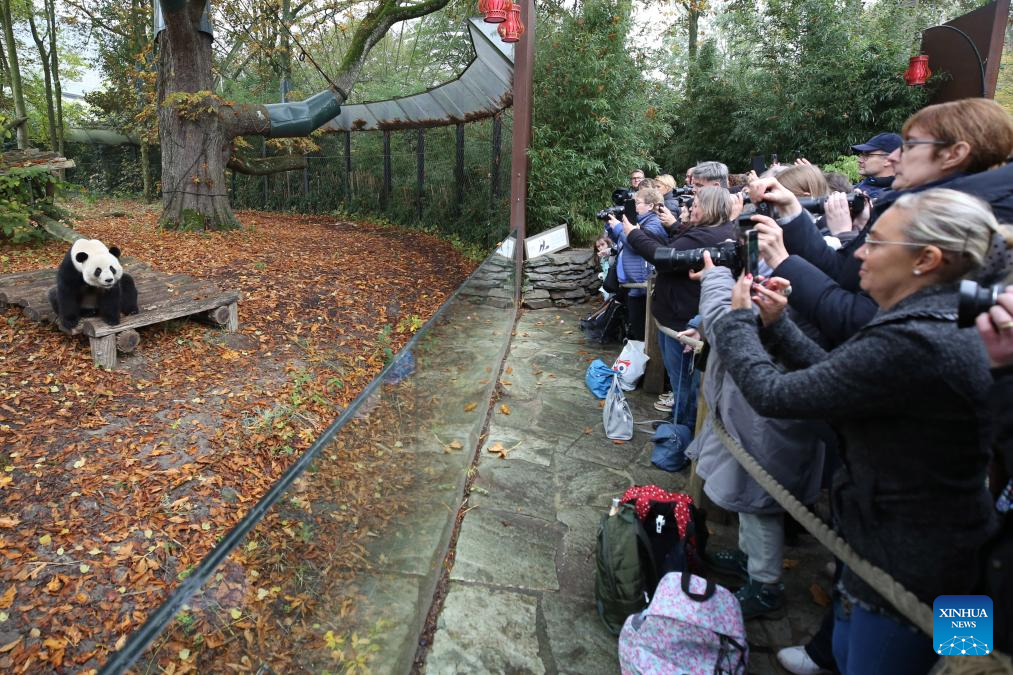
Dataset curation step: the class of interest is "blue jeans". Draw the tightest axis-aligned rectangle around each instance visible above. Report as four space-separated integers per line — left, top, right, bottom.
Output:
658 329 699 428
832 599 937 675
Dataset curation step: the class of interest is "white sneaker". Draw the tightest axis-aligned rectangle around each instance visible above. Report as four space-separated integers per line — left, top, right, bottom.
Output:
657 391 674 404
776 646 831 675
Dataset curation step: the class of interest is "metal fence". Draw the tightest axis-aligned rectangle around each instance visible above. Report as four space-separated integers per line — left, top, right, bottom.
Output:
64 113 514 249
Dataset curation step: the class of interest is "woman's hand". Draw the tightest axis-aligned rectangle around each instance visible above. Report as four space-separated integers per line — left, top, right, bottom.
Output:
794 157 812 166
688 249 716 281
976 287 1013 368
731 273 754 310
751 277 790 326
749 215 790 269
747 177 802 219
676 327 701 353
657 204 677 228
729 191 746 222
852 194 871 230
621 215 637 237
823 192 853 236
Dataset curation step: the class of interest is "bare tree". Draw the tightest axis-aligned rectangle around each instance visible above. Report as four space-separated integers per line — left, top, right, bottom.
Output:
0 0 29 148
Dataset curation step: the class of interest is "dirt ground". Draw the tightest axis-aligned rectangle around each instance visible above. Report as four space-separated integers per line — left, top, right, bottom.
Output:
0 198 476 673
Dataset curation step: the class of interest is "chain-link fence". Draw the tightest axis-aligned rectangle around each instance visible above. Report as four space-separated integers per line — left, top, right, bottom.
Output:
64 113 514 249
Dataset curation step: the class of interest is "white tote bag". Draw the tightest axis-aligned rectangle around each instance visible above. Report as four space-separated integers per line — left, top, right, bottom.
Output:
612 340 648 391
603 374 634 441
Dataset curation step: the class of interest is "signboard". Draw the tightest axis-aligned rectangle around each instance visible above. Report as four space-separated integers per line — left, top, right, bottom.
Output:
525 224 570 259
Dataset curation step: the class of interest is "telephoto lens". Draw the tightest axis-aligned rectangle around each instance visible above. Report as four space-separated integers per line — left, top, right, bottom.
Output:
798 193 865 218
957 279 1003 328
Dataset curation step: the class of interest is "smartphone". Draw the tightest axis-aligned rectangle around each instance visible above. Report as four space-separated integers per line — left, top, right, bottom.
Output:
624 198 638 225
746 229 760 277
750 154 767 175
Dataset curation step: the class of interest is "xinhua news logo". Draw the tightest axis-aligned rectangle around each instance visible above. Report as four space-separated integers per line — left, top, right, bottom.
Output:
933 595 993 656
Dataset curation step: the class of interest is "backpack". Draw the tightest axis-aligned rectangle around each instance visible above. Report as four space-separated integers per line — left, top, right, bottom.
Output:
621 485 709 575
651 422 693 473
595 502 659 635
619 572 748 675
580 297 626 344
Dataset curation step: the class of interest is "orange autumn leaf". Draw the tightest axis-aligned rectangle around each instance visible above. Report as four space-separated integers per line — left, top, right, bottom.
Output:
499 404 510 415
463 402 477 412
0 586 15 609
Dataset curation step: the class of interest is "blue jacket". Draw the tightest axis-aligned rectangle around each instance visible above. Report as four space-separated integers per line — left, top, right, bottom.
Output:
773 164 1012 346
854 175 895 201
606 211 667 297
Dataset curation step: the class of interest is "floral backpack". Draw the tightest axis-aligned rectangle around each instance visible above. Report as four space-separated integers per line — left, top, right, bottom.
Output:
619 572 748 675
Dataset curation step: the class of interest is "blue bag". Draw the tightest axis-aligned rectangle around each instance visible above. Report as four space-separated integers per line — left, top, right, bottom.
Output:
586 359 615 400
651 423 693 472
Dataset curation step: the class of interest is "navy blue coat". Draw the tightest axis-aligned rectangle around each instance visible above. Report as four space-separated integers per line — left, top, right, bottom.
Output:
773 163 1013 346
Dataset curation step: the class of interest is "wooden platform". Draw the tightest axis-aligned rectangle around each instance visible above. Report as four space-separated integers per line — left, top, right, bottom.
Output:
0 260 240 368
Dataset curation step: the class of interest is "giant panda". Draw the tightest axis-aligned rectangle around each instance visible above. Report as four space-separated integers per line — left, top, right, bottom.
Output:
48 238 139 331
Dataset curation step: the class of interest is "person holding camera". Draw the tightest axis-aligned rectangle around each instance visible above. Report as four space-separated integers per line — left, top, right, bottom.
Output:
752 98 1013 347
622 186 736 427
604 187 668 340
706 188 1004 674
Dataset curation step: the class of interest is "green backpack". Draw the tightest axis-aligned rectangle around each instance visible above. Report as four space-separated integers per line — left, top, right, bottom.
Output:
595 502 660 634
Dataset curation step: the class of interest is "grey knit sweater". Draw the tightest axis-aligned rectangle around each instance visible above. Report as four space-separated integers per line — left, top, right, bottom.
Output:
711 283 997 616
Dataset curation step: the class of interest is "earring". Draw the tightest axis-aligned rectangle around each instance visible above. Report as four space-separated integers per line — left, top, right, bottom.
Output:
913 269 923 276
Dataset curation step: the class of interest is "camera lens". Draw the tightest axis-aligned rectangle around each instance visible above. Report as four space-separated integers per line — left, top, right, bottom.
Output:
957 279 1001 328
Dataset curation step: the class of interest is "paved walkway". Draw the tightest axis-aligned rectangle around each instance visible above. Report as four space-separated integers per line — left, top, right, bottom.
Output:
425 303 833 674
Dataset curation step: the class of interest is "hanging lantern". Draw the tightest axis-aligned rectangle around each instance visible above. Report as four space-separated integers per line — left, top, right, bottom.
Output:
478 0 488 14
483 0 508 23
904 55 931 86
498 3 525 43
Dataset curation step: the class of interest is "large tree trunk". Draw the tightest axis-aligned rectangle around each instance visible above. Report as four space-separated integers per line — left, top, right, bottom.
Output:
0 0 29 149
157 1 238 231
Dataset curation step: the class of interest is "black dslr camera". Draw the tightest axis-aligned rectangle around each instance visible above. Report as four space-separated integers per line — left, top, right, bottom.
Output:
596 187 636 221
653 216 762 276
798 193 867 219
957 279 1007 328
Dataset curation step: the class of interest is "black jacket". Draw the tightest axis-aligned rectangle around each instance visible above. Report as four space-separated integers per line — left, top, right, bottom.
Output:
711 284 997 616
627 221 736 331
773 164 1013 347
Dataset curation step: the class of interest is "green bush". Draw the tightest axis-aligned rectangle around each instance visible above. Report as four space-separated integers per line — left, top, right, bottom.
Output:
821 155 861 183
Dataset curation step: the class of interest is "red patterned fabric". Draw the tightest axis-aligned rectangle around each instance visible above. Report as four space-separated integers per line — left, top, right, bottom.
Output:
621 485 695 539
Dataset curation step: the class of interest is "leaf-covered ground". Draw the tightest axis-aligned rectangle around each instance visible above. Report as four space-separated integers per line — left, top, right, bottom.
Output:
0 198 476 673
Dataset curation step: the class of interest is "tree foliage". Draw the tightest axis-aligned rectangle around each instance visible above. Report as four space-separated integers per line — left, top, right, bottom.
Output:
528 0 675 243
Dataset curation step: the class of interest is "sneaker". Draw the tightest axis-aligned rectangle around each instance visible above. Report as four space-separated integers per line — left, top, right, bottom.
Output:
704 548 749 583
657 391 674 404
654 398 674 412
776 645 832 674
735 578 785 620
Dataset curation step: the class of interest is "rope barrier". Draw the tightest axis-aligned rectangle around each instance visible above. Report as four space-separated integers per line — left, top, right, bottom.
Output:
708 413 1012 673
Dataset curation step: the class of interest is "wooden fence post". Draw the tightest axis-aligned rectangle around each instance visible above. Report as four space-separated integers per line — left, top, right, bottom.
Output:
416 128 425 221
382 130 391 209
643 274 665 395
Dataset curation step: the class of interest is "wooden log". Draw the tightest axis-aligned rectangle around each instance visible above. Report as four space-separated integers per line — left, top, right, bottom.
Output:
224 302 239 332
90 335 117 369
116 329 140 353
33 213 83 244
203 304 231 326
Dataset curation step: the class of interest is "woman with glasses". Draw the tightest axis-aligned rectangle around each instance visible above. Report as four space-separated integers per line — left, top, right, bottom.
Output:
752 98 1013 347
706 188 1007 674
603 187 667 340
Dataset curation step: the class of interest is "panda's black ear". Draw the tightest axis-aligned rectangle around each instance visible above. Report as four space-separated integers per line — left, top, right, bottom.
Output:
75 252 89 263
109 246 121 258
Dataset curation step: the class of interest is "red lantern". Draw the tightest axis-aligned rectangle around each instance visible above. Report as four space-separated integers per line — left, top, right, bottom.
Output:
498 3 525 43
478 0 488 13
483 0 508 23
904 54 932 86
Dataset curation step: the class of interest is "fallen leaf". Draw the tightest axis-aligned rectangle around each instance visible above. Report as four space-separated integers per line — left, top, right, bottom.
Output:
39 534 52 546
499 404 510 415
79 564 90 573
782 558 800 570
179 648 191 660
583 426 593 434
256 588 269 601
72 458 85 469
0 637 20 653
809 583 831 607
612 440 625 445
486 442 508 459
447 440 463 450
229 608 242 620
0 516 20 528
0 586 15 609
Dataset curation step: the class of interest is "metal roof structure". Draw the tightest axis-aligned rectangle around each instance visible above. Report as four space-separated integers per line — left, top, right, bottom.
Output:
323 17 515 132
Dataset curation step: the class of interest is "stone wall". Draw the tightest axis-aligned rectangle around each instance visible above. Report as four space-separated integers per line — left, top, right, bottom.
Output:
522 249 601 309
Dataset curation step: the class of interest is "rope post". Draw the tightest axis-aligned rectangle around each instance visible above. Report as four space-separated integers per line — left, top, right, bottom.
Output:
416 127 425 221
382 130 391 210
642 274 665 395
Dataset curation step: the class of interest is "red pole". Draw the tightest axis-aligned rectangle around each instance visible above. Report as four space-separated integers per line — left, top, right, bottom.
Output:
509 0 534 300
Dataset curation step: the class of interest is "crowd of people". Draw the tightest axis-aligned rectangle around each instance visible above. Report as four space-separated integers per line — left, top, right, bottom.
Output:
595 97 1013 674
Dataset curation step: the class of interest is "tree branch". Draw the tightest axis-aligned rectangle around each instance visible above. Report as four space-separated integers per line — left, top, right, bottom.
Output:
64 0 130 38
227 154 307 175
2 116 27 135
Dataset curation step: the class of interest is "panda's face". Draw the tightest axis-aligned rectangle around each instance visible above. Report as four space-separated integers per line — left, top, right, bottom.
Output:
81 251 123 288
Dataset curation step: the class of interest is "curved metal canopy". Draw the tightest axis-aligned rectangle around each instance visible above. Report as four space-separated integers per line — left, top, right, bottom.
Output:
323 17 515 132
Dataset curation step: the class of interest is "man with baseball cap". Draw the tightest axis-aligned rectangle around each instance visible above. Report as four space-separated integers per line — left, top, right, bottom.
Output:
851 132 902 200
